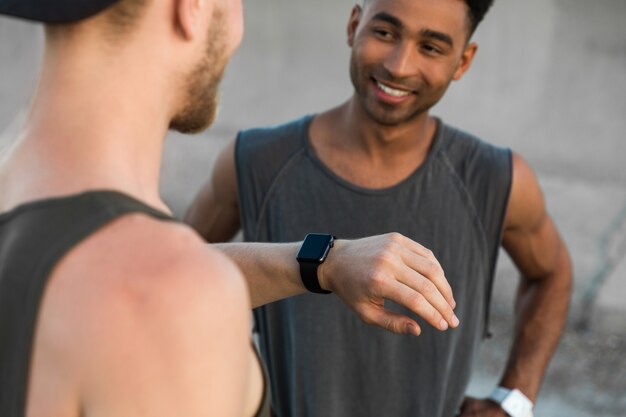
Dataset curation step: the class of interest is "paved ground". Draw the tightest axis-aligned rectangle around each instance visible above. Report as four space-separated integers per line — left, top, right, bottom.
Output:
1 0 625 415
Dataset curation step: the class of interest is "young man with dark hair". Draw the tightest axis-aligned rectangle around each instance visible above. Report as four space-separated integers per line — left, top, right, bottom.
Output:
0 0 462 416
186 0 573 416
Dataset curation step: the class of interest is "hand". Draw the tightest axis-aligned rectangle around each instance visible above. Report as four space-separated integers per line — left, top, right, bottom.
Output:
318 233 459 336
458 397 507 417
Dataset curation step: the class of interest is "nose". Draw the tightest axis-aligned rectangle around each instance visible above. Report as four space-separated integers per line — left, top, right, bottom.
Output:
382 42 417 79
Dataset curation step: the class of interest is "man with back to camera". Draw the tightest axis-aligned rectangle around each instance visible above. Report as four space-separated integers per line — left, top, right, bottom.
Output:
0 0 463 416
186 0 573 416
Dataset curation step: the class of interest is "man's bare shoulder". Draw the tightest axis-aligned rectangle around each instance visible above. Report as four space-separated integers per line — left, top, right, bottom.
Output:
64 212 246 294
55 211 250 330
33 212 252 415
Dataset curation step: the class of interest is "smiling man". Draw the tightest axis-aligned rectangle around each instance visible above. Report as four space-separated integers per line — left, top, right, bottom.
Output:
186 0 573 416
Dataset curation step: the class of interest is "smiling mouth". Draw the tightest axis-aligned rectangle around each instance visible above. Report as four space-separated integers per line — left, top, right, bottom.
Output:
374 79 415 97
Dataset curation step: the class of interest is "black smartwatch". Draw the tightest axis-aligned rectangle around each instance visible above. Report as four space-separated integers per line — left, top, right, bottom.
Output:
296 233 335 294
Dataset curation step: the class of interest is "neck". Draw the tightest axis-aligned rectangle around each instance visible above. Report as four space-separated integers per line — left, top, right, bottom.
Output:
308 94 439 190
335 94 436 161
0 35 175 212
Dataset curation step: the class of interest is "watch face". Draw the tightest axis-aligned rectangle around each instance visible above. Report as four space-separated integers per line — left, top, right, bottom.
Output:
297 233 333 262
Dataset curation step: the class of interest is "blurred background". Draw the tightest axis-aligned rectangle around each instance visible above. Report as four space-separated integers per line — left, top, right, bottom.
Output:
1 0 625 415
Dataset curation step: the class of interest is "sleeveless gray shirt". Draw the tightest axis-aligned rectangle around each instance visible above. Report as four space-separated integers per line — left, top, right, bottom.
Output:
236 115 512 417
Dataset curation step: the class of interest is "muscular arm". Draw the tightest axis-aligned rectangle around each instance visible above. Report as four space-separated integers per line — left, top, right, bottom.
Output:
498 153 572 400
460 153 572 416
185 140 459 336
184 140 241 243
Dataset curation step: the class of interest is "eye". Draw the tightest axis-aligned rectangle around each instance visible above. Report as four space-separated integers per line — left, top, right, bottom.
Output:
421 43 443 55
373 28 394 41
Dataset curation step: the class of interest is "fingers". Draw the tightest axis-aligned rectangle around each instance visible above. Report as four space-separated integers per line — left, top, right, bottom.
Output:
359 304 423 336
327 233 460 336
395 253 459 329
383 277 458 331
456 397 502 417
394 234 456 309
380 233 458 328
458 397 475 414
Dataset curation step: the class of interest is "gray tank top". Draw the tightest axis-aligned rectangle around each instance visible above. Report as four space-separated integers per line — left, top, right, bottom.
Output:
0 190 271 417
236 115 512 417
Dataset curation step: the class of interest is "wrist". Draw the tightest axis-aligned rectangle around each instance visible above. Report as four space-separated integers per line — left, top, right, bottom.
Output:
296 233 335 294
317 239 343 292
316 257 330 292
488 387 534 417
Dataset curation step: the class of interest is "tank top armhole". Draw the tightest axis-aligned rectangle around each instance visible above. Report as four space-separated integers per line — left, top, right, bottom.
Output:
251 341 273 417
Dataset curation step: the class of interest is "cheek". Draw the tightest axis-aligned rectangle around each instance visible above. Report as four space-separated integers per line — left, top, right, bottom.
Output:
420 61 455 86
352 43 379 74
354 39 406 76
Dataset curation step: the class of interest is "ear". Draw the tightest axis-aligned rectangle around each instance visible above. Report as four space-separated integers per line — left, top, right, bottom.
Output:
347 5 362 48
174 0 206 40
452 42 478 81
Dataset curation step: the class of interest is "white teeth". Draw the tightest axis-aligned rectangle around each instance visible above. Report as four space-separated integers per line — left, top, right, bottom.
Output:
377 81 411 97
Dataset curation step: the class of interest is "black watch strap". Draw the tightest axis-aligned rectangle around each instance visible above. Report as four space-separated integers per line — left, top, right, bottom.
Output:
299 261 331 294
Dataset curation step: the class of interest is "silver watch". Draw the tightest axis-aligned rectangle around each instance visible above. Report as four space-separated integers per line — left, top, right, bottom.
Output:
488 387 534 417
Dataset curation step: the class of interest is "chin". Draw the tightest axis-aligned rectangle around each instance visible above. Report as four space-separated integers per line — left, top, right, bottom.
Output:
169 119 212 135
364 106 421 127
169 110 216 134
169 94 219 134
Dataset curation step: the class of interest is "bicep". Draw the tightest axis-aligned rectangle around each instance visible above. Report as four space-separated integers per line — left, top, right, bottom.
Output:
185 139 241 242
502 153 566 280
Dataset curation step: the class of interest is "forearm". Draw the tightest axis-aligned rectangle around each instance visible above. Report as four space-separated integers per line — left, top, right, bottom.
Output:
215 242 306 308
216 233 458 336
500 247 572 401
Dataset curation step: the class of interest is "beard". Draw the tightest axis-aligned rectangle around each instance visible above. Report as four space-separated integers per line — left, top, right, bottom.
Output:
170 10 229 134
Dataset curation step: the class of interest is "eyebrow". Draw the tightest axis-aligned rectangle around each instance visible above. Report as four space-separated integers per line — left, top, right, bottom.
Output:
420 29 454 48
371 12 404 29
370 12 455 48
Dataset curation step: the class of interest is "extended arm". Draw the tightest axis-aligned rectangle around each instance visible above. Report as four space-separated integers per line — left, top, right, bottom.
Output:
460 153 572 416
216 232 460 335
186 140 459 336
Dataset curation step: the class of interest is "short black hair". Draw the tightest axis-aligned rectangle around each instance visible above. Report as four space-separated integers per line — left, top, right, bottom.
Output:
465 0 494 35
361 0 495 37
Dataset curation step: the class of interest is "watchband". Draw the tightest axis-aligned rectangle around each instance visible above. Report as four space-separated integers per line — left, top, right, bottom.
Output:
488 387 534 417
299 261 331 294
296 233 335 294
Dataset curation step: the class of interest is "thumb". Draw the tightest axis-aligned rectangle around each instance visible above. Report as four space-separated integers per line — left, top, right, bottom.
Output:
361 307 422 336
